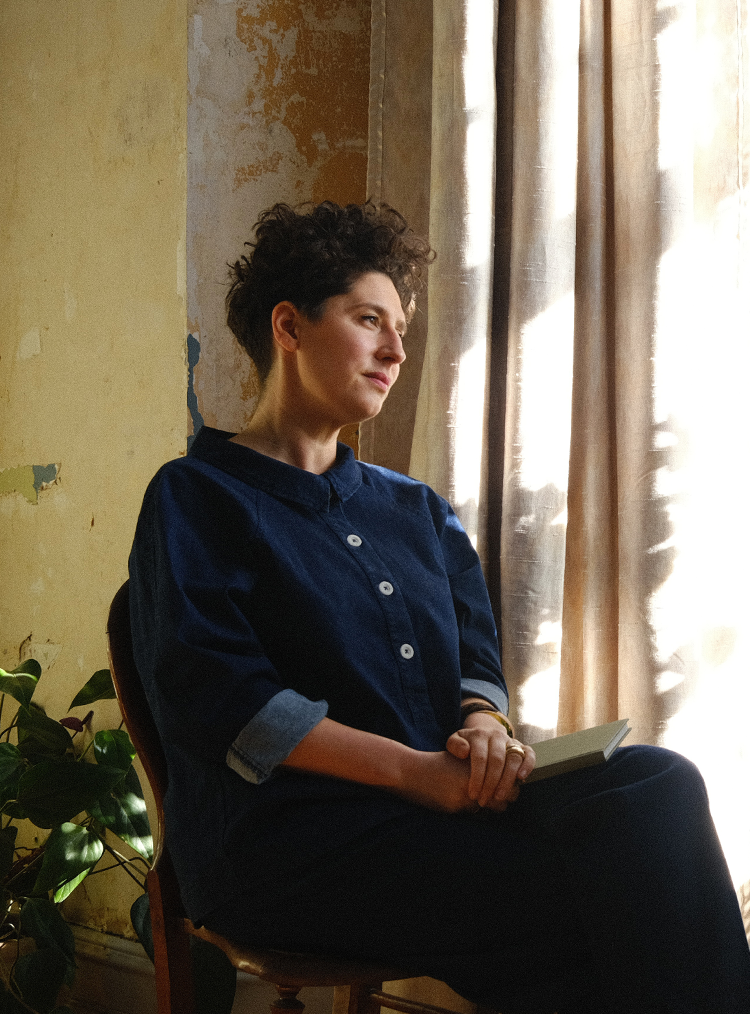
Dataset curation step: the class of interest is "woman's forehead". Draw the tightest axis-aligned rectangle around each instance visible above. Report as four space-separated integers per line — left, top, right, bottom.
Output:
340 272 403 313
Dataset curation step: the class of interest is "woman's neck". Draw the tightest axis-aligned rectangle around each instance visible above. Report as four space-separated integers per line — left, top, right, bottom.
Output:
230 394 341 475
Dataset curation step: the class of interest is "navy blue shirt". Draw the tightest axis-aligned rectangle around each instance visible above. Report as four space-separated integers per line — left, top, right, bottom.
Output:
129 426 508 919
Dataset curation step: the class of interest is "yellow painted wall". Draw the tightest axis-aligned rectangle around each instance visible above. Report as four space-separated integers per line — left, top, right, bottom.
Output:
0 0 370 945
0 0 187 936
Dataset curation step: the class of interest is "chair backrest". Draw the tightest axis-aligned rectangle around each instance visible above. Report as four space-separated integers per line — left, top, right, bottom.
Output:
106 579 169 859
108 581 212 1014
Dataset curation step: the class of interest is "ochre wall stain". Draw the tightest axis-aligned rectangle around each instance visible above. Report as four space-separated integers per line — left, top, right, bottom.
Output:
234 151 284 189
236 0 368 193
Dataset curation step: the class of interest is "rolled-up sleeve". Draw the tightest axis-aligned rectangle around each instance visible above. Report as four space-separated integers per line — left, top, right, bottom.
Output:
227 688 328 784
460 677 509 716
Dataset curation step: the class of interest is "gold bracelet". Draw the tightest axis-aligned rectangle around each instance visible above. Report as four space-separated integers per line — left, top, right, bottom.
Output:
486 712 515 738
461 703 515 739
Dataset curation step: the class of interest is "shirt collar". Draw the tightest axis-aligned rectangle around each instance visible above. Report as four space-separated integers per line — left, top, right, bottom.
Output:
188 426 362 510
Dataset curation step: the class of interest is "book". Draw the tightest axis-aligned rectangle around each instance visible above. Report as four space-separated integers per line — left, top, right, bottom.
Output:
523 718 631 783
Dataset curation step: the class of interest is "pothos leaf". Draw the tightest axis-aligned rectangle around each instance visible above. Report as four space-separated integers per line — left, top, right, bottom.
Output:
0 666 39 709
18 760 124 829
68 669 116 710
88 764 153 861
33 823 104 902
92 729 135 773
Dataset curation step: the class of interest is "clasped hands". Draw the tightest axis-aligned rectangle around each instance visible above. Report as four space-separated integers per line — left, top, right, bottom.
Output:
282 709 535 816
444 711 536 812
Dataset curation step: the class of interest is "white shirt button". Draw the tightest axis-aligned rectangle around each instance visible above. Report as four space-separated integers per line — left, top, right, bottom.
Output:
378 581 394 596
347 534 362 547
400 643 414 659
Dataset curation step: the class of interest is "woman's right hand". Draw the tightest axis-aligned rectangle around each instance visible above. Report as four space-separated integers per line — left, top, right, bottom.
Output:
395 748 496 813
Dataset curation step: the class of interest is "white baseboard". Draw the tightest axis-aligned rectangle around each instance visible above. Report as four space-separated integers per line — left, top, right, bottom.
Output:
69 924 335 1014
69 925 157 1013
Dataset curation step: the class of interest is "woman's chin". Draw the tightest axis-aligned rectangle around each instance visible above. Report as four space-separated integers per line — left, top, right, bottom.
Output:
358 400 388 423
342 394 389 426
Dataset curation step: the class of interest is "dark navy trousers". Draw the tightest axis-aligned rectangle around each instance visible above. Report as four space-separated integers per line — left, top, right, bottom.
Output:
204 747 750 1013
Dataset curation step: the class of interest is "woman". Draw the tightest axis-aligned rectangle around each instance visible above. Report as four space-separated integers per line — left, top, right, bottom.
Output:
129 201 750 1013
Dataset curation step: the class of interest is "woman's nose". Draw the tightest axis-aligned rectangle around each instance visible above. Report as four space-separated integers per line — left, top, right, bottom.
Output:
380 327 406 364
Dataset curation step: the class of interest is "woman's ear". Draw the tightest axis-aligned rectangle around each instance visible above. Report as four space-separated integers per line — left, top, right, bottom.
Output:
271 302 300 353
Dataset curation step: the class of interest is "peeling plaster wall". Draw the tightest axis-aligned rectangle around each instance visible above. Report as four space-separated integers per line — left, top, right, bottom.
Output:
0 1 187 936
187 0 371 447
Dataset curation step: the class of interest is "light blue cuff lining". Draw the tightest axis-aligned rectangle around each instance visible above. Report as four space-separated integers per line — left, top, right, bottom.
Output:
461 678 509 717
226 688 328 785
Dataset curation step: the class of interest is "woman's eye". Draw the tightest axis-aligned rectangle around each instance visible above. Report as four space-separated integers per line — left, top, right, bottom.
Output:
362 315 378 325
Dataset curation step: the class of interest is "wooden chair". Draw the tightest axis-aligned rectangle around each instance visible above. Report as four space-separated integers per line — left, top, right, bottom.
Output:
107 581 478 1014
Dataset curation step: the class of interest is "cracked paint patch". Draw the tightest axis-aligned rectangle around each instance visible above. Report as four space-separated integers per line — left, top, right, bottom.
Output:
19 634 62 671
0 463 60 504
17 327 41 359
187 332 205 451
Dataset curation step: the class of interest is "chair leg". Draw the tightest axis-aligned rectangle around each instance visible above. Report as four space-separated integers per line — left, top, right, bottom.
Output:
270 985 306 1014
148 868 197 1014
332 985 351 1014
346 983 383 1014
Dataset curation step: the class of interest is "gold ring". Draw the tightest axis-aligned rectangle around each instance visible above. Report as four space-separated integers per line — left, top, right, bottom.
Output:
506 743 526 759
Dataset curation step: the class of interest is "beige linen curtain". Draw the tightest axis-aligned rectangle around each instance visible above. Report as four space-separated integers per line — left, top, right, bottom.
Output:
365 0 750 930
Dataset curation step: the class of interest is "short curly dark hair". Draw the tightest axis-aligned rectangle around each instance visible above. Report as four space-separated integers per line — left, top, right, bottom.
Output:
226 201 434 383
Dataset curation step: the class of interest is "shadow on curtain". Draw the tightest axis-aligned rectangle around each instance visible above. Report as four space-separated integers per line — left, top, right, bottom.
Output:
364 0 750 935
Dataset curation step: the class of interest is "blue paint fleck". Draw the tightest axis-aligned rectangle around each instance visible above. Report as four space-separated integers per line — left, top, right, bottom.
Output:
32 464 58 493
187 332 205 452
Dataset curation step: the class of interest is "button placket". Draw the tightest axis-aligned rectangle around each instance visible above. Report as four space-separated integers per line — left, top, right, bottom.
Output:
330 512 425 705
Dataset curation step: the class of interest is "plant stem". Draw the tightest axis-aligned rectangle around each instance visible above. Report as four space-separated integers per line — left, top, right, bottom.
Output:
77 737 95 761
0 715 18 741
87 863 130 875
100 841 147 889
119 852 151 871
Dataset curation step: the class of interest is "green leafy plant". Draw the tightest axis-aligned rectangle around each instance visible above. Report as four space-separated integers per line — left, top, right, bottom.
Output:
0 659 152 1014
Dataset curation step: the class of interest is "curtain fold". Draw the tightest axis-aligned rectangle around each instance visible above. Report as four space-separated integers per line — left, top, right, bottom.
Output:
367 0 750 926
500 1 580 740
407 0 498 557
559 0 621 734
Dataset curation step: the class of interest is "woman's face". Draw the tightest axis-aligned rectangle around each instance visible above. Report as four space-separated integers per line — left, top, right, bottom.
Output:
285 271 407 428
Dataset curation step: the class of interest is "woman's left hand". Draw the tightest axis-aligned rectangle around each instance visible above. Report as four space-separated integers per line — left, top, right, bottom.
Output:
446 712 536 810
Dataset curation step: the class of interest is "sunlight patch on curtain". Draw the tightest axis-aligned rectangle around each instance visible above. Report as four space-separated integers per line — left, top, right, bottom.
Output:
509 293 575 734
638 1 750 890
452 343 486 549
514 293 575 494
463 1 496 271
649 224 750 887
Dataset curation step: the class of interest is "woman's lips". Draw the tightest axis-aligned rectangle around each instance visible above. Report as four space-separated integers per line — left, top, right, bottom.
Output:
365 372 391 391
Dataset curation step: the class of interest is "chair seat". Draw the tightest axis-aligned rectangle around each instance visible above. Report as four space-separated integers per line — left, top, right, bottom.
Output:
189 922 409 988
